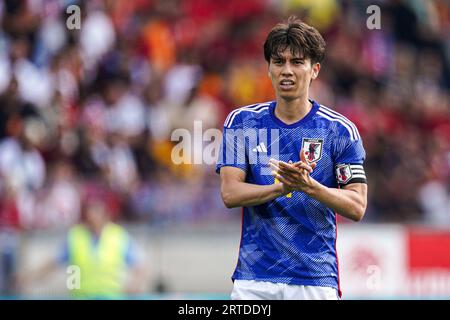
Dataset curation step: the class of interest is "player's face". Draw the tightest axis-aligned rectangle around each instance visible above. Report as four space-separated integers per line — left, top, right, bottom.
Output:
268 48 320 101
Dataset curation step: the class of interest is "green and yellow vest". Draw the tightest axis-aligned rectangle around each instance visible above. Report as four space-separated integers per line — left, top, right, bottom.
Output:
67 223 129 299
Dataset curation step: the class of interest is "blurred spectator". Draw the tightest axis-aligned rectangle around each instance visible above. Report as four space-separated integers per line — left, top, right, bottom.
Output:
80 5 116 71
0 183 21 296
7 36 54 108
16 196 147 299
0 115 46 228
90 133 139 194
34 161 81 229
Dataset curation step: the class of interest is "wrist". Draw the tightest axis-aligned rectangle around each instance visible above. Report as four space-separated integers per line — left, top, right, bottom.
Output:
303 179 321 197
274 182 288 196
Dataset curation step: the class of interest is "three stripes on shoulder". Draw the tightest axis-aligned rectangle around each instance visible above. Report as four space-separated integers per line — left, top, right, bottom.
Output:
224 102 271 128
224 102 361 142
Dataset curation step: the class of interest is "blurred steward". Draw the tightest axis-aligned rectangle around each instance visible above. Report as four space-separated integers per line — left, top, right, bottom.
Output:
17 192 146 299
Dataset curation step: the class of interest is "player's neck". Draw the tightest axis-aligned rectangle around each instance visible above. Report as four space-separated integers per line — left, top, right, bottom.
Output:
275 96 312 125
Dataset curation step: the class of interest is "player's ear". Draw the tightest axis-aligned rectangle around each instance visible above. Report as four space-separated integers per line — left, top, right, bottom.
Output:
311 63 321 79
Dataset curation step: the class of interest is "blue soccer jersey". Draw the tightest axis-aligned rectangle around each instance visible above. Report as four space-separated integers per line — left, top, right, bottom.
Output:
216 99 367 296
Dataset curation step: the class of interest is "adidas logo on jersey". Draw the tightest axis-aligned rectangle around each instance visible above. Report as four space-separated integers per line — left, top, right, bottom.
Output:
252 143 268 153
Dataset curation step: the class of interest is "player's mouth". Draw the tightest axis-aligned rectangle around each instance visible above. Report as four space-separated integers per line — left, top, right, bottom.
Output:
279 79 295 90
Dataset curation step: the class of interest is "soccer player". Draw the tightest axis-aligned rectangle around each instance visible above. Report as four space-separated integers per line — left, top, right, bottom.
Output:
216 17 368 300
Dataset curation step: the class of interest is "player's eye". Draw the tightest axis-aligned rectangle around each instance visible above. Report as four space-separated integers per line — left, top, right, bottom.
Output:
273 59 283 65
293 60 304 65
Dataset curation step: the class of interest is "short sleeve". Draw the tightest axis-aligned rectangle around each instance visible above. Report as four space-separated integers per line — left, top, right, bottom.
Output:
215 111 248 174
124 237 140 267
57 237 69 265
334 133 367 186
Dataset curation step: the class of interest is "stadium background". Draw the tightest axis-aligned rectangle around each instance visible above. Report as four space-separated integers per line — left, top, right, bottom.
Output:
0 0 449 299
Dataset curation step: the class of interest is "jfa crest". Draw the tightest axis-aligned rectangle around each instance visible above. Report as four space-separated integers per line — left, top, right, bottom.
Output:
301 138 323 163
336 164 352 184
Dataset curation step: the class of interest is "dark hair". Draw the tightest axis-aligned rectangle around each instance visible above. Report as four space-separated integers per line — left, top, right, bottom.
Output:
263 17 326 65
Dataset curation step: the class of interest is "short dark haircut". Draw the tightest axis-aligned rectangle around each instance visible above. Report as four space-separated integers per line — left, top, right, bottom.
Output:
263 17 326 65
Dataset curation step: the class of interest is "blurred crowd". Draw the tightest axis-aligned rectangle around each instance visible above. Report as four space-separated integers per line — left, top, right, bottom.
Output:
0 0 449 237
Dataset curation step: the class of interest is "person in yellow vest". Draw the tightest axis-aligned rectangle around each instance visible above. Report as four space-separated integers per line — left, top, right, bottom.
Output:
16 199 146 299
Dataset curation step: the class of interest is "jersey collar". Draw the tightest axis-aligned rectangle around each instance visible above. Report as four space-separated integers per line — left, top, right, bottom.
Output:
269 99 319 128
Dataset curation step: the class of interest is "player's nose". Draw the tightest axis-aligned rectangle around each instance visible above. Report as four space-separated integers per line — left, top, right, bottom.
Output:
281 62 294 76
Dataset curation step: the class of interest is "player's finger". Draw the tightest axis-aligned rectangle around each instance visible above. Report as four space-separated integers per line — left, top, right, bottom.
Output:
274 161 309 179
292 161 313 173
279 161 303 174
276 170 299 183
271 160 296 174
269 158 281 166
300 149 317 171
270 159 295 172
274 167 300 183
271 167 291 180
272 171 295 187
280 164 312 183
278 162 301 174
300 148 307 163
278 161 296 170
269 162 280 173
